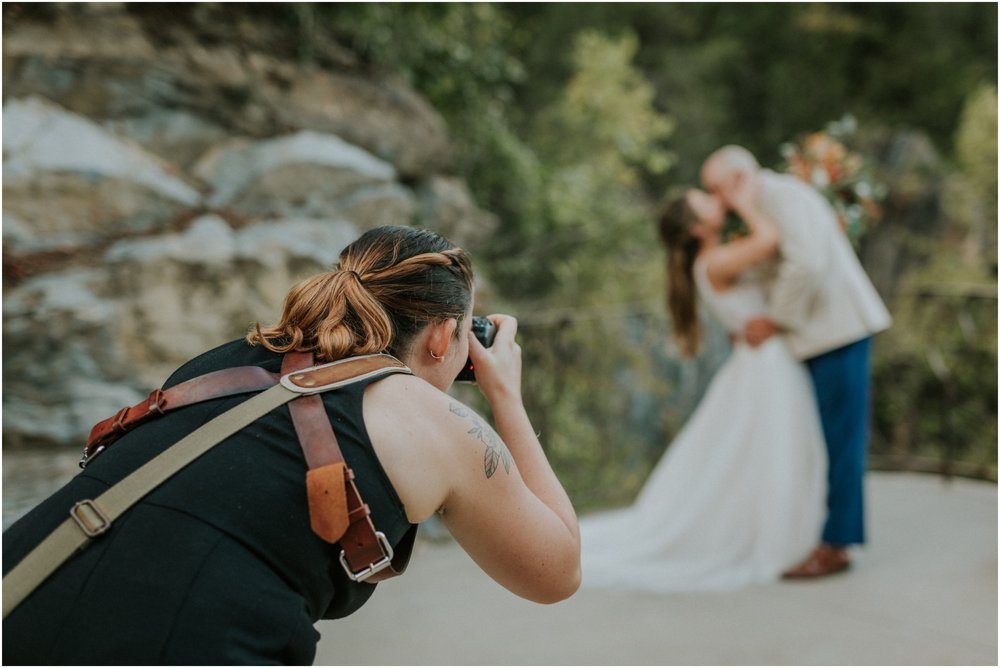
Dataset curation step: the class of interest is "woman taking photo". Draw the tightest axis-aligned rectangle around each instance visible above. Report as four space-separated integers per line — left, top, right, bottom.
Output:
3 225 581 665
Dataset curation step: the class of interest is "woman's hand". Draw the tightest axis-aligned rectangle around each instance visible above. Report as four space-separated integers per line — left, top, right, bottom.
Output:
367 313 580 604
467 314 522 406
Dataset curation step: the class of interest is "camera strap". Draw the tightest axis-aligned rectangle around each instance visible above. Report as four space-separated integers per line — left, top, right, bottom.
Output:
2 353 412 620
282 351 418 583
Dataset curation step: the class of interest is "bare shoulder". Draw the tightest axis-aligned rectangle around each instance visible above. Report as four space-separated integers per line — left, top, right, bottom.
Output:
443 401 514 479
362 372 452 450
366 375 511 472
363 372 465 437
362 373 513 522
700 246 734 291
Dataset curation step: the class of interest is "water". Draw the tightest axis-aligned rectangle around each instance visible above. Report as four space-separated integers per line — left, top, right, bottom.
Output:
2 447 83 530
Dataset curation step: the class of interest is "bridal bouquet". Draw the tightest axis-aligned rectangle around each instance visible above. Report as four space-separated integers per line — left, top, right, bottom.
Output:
780 115 887 244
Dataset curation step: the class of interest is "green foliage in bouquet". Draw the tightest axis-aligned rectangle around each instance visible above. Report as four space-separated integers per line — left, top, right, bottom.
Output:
781 115 888 245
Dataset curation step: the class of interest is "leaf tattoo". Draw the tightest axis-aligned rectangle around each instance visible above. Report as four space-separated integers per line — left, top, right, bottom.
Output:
449 403 512 478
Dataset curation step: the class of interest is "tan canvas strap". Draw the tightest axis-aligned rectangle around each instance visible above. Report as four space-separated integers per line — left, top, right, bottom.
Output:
2 353 408 620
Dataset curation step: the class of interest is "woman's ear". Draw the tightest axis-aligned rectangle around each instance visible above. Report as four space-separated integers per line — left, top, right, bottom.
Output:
427 318 459 360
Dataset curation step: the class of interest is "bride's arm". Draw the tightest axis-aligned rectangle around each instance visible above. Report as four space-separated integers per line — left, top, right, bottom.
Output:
705 175 781 289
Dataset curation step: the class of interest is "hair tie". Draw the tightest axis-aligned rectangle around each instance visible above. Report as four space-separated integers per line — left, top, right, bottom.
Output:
339 269 363 283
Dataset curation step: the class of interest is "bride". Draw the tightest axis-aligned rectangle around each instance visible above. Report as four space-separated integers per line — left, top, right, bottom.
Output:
580 183 827 593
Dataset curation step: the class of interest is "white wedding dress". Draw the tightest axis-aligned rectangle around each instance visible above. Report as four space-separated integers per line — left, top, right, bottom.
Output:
580 258 827 593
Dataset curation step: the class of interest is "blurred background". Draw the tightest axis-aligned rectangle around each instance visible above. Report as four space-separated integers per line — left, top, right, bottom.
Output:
2 3 996 524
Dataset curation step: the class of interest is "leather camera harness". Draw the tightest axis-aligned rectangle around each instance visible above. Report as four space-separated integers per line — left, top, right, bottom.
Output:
2 351 415 619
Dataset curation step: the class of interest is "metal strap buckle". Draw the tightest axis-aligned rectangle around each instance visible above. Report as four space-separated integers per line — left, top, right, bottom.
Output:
78 445 105 469
70 499 111 537
339 531 394 582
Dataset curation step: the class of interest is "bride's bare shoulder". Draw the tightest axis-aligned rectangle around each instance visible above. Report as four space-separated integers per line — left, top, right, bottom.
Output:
696 248 732 292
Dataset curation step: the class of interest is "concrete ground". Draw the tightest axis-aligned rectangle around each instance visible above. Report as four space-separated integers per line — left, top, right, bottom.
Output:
315 472 997 666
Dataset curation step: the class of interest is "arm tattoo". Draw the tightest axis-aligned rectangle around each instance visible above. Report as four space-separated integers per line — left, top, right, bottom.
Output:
449 403 512 478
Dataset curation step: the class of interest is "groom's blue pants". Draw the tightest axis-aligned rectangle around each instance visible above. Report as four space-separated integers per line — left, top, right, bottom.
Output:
806 336 873 546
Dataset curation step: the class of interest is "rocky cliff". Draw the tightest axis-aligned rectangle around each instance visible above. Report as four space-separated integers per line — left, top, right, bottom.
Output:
2 4 497 448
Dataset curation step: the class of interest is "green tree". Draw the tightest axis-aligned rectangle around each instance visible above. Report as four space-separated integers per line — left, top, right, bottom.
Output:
870 84 998 478
945 84 999 273
511 30 677 507
318 2 998 493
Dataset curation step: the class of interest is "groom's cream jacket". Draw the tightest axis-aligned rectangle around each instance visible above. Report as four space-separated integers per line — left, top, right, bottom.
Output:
758 170 892 360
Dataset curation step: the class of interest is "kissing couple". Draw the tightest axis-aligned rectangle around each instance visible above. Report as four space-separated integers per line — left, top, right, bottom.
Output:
581 145 892 592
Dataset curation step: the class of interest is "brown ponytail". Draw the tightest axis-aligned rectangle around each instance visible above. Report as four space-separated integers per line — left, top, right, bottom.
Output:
248 226 474 362
657 195 702 358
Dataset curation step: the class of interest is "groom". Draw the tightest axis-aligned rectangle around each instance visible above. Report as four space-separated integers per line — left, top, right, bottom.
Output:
701 145 892 578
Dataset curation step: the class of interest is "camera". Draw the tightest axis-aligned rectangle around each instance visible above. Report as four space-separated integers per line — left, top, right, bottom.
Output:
456 316 497 382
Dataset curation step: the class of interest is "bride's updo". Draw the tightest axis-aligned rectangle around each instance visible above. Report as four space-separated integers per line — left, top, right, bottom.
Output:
248 226 474 362
657 193 703 357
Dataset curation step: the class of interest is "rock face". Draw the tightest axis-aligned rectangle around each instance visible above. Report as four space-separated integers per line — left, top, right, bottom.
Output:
2 4 498 449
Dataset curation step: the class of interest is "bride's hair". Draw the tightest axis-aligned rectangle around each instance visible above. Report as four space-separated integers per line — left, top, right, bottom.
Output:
657 194 703 358
248 225 473 362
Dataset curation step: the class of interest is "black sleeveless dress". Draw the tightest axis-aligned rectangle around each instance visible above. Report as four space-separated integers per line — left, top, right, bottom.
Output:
2 340 416 665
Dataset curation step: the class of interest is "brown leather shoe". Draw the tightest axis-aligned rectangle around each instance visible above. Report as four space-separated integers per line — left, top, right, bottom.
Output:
782 544 851 579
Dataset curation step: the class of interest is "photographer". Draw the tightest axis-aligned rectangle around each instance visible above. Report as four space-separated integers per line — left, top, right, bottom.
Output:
3 225 581 665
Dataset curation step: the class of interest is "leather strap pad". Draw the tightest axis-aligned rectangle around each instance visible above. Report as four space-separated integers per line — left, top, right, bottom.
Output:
306 462 351 543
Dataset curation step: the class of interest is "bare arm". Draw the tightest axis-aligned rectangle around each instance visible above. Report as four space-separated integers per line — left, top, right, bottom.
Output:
704 174 781 290
439 314 580 603
365 315 581 604
467 315 579 539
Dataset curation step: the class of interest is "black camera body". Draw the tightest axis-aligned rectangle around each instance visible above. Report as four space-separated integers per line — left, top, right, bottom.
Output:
456 316 497 382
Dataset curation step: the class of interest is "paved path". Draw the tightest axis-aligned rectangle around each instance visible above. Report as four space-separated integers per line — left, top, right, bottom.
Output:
316 472 997 665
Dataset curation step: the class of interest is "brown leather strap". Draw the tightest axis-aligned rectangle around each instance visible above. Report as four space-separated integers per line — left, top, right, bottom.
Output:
84 365 279 463
283 351 412 582
284 351 343 469
280 350 315 375
289 393 346 469
81 349 412 583
338 476 414 583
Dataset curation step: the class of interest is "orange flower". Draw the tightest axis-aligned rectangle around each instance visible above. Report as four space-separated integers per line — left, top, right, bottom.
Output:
781 121 886 246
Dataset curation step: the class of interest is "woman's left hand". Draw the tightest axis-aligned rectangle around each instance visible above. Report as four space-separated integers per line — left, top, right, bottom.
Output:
467 314 522 406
